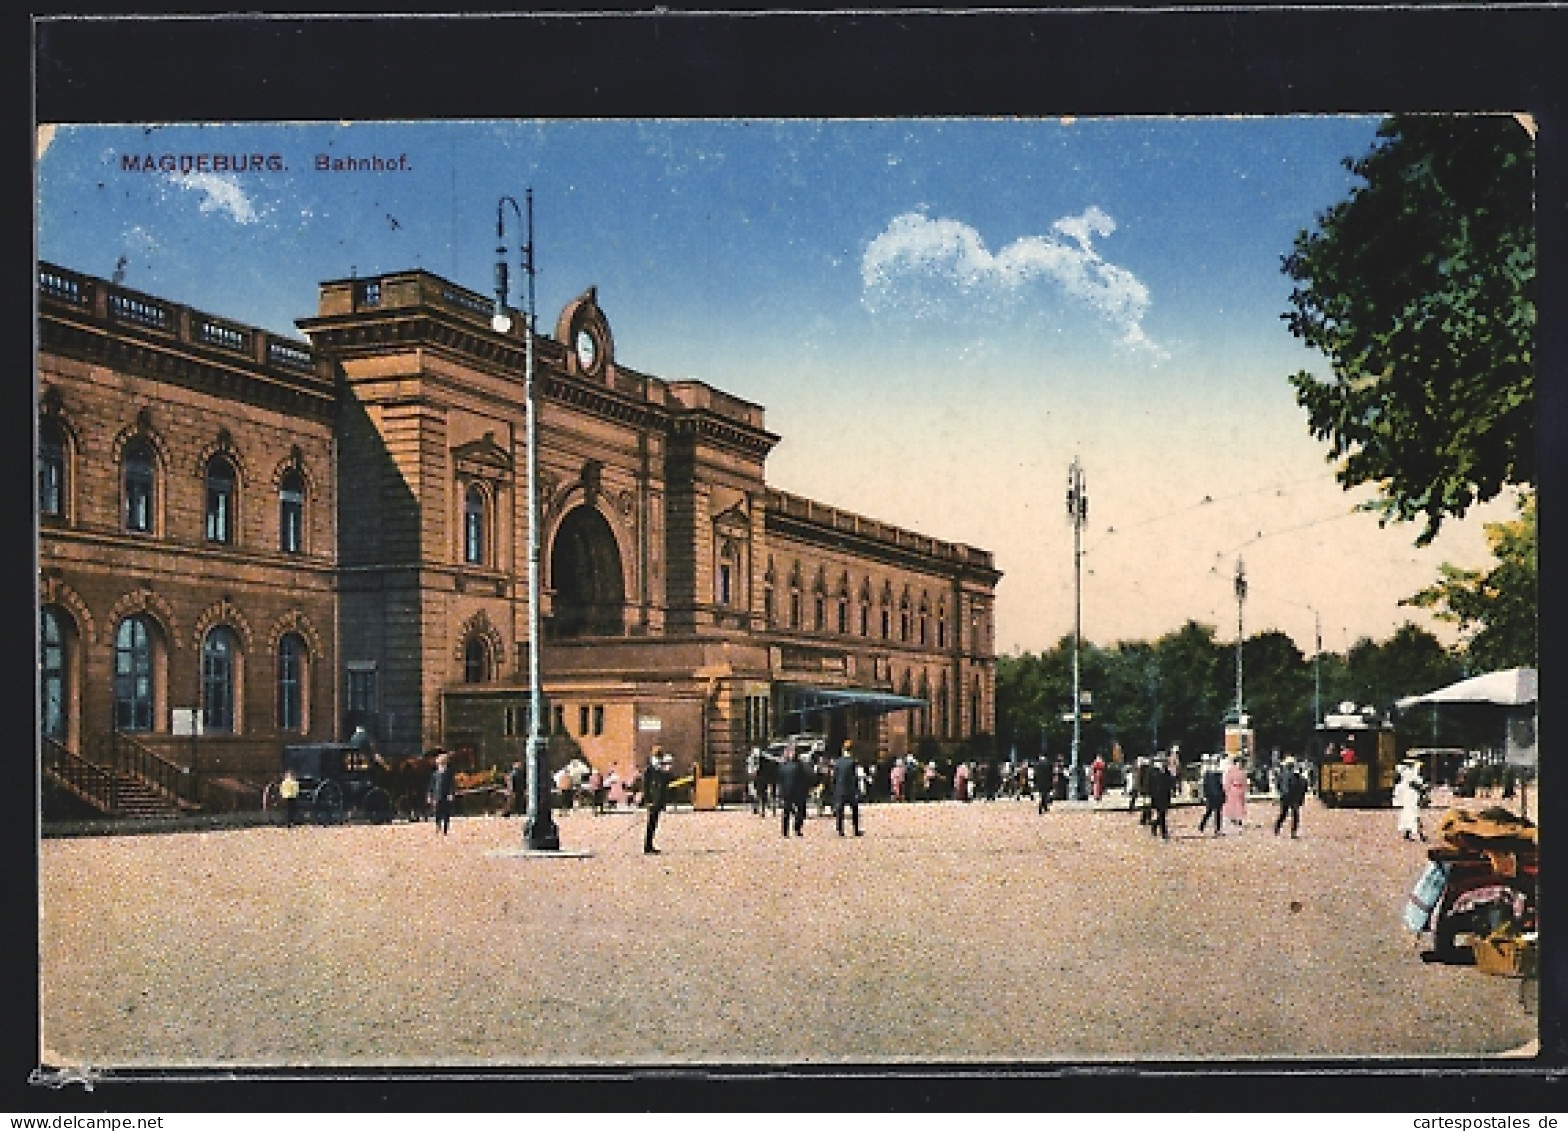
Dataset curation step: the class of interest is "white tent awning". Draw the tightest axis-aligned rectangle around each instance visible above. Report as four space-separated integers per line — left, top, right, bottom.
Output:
1396 667 1537 710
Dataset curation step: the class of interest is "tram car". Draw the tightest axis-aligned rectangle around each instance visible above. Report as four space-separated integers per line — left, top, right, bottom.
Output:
1314 704 1399 807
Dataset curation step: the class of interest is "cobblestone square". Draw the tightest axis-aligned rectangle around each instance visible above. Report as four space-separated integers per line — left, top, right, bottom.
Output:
39 796 1538 1069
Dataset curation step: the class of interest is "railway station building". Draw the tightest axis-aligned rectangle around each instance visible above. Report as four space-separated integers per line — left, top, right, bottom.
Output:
37 261 1001 814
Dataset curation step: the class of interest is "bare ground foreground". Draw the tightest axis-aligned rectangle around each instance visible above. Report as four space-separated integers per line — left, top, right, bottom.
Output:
39 796 1538 1069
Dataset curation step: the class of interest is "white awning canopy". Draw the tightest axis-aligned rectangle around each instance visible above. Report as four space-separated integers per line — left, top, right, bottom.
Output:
1396 667 1537 711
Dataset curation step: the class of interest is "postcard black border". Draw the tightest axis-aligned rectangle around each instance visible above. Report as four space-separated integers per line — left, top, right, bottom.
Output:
18 4 1568 1114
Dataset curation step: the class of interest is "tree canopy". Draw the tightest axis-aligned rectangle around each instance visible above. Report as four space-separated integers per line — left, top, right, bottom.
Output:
1282 114 1535 546
1402 493 1537 671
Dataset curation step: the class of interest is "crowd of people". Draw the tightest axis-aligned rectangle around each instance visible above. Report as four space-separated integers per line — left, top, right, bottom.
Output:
401 737 1465 849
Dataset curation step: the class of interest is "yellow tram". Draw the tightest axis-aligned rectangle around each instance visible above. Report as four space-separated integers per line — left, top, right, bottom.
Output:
1315 705 1399 807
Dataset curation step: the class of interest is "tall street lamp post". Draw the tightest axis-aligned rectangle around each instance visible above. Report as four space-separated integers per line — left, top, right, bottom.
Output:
1066 458 1088 801
492 190 559 852
1233 556 1248 760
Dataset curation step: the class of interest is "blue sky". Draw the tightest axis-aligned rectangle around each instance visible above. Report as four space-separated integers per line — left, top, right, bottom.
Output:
34 117 1521 657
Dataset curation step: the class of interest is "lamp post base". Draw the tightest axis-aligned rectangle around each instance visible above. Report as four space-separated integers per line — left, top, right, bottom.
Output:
524 813 560 851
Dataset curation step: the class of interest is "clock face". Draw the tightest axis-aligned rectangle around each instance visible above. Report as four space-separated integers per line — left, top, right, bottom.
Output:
575 328 598 370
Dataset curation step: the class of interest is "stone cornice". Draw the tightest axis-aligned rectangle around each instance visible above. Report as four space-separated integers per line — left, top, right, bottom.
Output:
38 264 336 423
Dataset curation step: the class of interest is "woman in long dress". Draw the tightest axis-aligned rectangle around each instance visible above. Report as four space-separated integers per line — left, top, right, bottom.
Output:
1222 754 1249 832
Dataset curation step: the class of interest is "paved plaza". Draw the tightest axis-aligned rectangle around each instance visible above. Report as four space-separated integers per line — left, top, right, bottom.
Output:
39 795 1539 1069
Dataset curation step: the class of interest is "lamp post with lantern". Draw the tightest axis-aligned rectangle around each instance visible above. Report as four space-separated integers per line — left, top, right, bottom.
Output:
491 190 559 852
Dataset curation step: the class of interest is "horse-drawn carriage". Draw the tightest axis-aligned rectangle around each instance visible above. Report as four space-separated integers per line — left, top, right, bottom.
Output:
262 742 394 824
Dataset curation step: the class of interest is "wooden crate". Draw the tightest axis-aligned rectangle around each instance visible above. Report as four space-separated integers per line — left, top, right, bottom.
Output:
1473 933 1537 978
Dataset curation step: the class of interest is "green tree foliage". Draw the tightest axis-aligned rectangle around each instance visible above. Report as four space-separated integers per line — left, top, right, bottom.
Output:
997 621 1471 766
1343 623 1465 713
1282 114 1535 546
1238 630 1313 756
1403 494 1537 671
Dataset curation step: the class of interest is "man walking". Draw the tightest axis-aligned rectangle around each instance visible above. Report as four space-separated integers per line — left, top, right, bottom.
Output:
1035 752 1054 813
1274 755 1307 838
833 740 863 837
428 750 455 835
777 744 809 837
1198 755 1226 836
1147 754 1173 841
642 747 673 854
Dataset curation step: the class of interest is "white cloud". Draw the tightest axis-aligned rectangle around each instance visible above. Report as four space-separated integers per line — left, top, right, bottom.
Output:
169 171 262 225
861 207 1164 357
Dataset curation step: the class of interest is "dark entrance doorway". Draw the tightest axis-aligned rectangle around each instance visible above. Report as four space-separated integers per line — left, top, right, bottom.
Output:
549 505 625 638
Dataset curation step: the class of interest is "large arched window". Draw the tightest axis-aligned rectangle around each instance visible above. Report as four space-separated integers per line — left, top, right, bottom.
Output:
277 633 305 731
40 608 67 742
122 439 156 533
464 636 490 683
279 469 305 554
39 419 66 519
205 455 237 544
201 626 239 733
114 616 155 731
463 484 486 565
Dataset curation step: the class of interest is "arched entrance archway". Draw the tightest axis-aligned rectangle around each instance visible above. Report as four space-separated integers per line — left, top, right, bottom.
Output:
549 505 625 638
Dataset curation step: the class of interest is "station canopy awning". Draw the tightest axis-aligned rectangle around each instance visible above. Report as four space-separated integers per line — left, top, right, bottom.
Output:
777 683 929 718
1396 667 1537 710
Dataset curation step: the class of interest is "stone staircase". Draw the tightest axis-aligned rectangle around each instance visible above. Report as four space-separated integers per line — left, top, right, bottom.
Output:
42 736 195 821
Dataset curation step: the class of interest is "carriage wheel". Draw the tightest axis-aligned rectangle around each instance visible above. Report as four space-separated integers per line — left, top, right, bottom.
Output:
362 787 393 824
313 781 344 825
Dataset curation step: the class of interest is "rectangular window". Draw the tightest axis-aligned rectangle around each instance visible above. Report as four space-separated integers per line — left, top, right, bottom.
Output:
206 488 230 543
281 496 303 553
346 665 377 736
579 704 590 736
125 473 153 532
553 704 565 735
39 444 63 517
814 596 825 632
593 705 604 736
718 563 732 606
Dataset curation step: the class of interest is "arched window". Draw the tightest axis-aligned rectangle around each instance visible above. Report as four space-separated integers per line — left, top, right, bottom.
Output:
205 455 237 544
277 633 305 731
937 604 948 650
40 608 67 741
464 637 489 683
279 469 305 554
114 616 155 731
39 419 66 519
201 626 239 734
122 439 155 533
463 484 486 565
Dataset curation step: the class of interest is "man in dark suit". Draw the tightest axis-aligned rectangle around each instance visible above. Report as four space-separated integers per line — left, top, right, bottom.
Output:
777 744 809 837
428 750 455 835
1147 755 1173 841
642 747 672 854
1274 755 1307 838
1034 753 1053 814
832 740 863 837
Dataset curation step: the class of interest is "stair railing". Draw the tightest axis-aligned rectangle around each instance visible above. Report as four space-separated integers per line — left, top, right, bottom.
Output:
111 730 196 808
42 736 118 812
